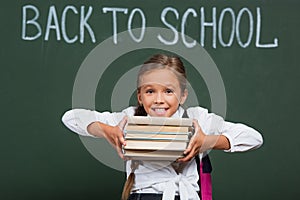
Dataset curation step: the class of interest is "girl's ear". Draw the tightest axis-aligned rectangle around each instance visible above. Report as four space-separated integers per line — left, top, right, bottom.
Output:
137 91 142 105
180 89 188 105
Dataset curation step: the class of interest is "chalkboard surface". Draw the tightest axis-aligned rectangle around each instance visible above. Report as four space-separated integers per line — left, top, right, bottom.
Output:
1 0 299 200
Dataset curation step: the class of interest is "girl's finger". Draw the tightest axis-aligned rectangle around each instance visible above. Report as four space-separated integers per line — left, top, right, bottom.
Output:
180 148 195 162
115 143 124 159
113 137 123 154
118 116 128 130
119 135 126 146
117 117 127 146
184 143 192 155
184 134 196 154
192 119 200 132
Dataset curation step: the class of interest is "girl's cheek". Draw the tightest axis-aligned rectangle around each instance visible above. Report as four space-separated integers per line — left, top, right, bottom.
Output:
148 96 155 102
166 95 178 102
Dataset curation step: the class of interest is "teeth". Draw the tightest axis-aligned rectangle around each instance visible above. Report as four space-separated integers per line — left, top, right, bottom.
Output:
154 108 166 114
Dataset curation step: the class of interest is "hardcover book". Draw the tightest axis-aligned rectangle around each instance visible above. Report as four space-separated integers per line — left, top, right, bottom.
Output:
123 116 193 161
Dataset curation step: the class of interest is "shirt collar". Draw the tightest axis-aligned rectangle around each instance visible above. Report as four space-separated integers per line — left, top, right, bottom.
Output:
170 106 185 118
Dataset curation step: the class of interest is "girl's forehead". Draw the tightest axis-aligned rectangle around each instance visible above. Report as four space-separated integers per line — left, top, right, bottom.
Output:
138 68 180 88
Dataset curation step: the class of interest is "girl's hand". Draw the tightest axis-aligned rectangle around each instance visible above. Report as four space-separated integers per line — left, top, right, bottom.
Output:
177 119 231 162
87 117 128 159
103 117 128 159
178 119 206 162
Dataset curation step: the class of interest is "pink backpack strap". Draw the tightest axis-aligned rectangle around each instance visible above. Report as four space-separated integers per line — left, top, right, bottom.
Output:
182 110 213 200
196 155 212 200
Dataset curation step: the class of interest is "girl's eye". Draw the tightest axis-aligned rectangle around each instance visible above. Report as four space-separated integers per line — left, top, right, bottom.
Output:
146 89 154 94
165 89 174 94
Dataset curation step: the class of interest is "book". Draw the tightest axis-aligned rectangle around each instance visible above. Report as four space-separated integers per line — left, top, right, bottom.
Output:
125 132 189 141
124 140 188 151
123 116 193 161
123 149 185 161
127 116 193 126
125 124 191 133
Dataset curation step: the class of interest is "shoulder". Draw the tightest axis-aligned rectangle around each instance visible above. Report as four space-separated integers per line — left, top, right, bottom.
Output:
186 106 225 130
121 106 136 116
186 106 224 120
186 106 209 119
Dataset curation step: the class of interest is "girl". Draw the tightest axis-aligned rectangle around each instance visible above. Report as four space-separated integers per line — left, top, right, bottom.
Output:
62 54 263 200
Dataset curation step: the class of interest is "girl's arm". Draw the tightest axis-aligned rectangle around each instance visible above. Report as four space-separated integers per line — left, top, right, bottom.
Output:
178 120 231 162
178 107 263 162
87 119 127 158
61 108 135 158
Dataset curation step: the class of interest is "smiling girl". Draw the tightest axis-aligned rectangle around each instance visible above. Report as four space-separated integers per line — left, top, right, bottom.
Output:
62 54 263 200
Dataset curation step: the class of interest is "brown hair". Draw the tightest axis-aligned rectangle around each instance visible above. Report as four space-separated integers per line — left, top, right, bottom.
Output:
121 161 140 200
134 54 187 117
121 54 187 200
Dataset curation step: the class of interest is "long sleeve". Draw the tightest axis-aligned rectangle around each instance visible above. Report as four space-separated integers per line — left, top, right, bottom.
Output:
187 107 263 152
220 121 263 152
61 107 135 137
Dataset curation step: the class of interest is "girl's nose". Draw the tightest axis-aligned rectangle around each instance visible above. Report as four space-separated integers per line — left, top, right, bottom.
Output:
154 92 164 104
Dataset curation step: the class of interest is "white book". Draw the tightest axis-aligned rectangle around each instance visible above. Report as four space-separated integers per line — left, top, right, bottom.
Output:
125 132 189 141
124 140 188 151
124 149 185 161
125 124 191 133
127 116 193 127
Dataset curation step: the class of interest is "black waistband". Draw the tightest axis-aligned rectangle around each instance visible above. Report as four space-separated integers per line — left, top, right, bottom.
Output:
128 193 180 200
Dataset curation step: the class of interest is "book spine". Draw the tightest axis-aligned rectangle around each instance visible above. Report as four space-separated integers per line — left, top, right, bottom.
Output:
127 116 192 126
124 130 192 135
125 137 189 142
124 140 188 151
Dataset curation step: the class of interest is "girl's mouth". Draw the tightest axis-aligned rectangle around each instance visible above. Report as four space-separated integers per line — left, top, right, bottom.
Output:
152 108 168 116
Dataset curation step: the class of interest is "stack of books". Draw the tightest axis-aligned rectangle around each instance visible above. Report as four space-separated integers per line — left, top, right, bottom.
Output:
123 116 193 161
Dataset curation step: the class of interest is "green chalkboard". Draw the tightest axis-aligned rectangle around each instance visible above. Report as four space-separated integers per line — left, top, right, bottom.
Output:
1 0 299 200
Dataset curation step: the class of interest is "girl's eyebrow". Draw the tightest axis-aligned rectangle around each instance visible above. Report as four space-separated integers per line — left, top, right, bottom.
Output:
140 83 176 88
164 83 176 88
140 84 154 88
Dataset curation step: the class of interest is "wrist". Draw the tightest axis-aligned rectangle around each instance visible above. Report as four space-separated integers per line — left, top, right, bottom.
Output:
200 135 214 152
207 135 230 150
87 122 111 138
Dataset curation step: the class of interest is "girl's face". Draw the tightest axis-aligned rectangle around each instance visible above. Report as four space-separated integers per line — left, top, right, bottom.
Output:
137 68 187 117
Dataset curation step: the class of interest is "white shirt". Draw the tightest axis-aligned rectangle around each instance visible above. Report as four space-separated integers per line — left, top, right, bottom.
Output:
62 106 263 200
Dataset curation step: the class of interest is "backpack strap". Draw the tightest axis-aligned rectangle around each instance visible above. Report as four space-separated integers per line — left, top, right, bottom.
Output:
182 110 213 200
